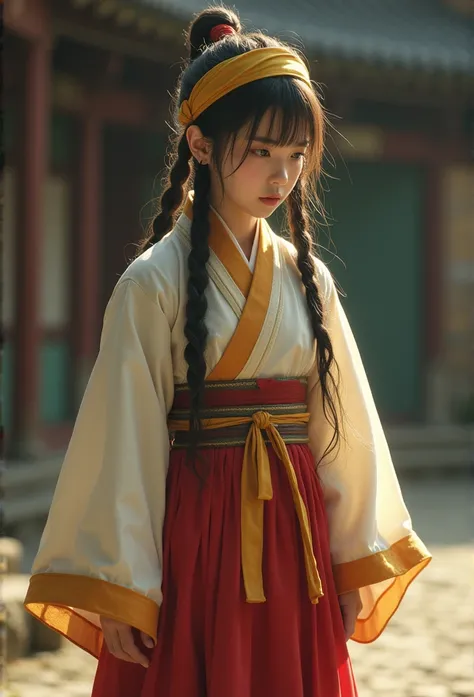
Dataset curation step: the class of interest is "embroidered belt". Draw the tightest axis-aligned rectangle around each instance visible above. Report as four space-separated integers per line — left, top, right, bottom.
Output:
168 401 323 605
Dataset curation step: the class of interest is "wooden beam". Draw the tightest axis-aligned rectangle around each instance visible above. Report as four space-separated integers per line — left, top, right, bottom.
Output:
94 89 151 124
53 17 182 63
5 0 51 41
94 0 118 18
52 75 169 129
327 124 470 166
51 0 184 63
384 131 469 164
314 56 474 107
442 0 473 16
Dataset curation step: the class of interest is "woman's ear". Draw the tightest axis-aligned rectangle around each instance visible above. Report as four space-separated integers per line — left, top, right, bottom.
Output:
186 125 213 165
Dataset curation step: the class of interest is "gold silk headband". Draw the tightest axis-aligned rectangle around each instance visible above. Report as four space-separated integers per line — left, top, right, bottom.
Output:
178 47 312 127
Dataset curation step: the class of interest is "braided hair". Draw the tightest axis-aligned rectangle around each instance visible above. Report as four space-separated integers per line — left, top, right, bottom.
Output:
138 6 341 463
287 179 341 460
183 163 212 457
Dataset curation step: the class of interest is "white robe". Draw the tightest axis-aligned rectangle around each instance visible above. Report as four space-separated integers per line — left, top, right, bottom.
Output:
24 205 431 657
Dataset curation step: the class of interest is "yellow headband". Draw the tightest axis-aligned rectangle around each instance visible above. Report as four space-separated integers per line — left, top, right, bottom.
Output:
178 47 312 127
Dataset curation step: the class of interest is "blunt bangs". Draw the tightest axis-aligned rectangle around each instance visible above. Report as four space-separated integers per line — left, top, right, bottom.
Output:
194 74 323 176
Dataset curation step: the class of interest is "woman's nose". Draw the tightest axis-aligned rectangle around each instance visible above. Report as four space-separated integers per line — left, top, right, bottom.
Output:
270 163 289 186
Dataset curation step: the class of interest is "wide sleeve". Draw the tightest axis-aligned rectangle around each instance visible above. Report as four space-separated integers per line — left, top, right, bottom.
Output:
308 264 432 644
24 278 174 658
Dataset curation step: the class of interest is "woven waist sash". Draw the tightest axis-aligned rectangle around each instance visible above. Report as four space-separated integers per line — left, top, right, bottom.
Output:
168 383 323 606
171 403 310 448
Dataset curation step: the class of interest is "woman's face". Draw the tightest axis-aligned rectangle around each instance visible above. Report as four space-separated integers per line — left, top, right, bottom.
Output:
211 110 308 220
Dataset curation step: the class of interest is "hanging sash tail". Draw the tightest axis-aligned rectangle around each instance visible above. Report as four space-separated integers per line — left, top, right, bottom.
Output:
168 378 324 605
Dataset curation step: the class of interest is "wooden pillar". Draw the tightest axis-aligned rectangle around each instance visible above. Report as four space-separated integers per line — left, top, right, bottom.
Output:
75 110 102 402
12 37 51 457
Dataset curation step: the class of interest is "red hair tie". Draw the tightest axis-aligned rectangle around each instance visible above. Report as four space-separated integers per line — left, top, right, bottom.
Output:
209 24 236 43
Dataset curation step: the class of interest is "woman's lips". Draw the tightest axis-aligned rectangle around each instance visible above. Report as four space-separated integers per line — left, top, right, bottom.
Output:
259 197 281 206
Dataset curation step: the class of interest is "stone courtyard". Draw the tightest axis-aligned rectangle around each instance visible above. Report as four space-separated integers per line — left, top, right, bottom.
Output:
5 473 473 697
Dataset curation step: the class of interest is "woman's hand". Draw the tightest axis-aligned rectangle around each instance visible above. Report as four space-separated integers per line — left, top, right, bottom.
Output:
100 617 154 668
339 589 362 642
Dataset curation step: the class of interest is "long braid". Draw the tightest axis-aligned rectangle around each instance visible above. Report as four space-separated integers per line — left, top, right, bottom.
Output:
183 163 212 462
287 179 341 460
138 135 192 254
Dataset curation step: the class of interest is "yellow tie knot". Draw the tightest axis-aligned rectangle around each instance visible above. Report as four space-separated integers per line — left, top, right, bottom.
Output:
252 411 271 430
178 99 193 126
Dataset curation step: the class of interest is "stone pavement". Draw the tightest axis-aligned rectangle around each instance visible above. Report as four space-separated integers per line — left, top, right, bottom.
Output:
5 474 474 697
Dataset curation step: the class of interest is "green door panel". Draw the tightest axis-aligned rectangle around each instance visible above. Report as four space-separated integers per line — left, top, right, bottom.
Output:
50 112 76 169
2 339 71 429
40 339 72 423
323 161 423 419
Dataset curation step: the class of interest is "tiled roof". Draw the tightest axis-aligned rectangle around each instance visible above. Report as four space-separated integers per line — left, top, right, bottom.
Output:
135 0 474 73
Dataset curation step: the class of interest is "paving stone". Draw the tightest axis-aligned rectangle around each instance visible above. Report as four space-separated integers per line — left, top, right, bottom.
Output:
9 685 55 697
36 668 63 685
452 680 474 696
36 650 63 668
412 687 452 697
62 682 97 696
368 675 405 691
441 658 474 681
8 660 37 682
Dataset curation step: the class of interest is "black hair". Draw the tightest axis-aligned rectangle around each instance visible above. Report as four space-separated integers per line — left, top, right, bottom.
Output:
138 6 341 465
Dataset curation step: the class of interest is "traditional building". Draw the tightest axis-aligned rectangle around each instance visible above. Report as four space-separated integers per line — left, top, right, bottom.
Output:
3 1 474 552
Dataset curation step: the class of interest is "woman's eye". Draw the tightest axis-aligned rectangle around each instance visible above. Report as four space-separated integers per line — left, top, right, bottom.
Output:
252 148 270 157
291 152 306 160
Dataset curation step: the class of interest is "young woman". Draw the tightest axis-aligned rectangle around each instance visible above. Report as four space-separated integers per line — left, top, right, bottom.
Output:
24 7 431 697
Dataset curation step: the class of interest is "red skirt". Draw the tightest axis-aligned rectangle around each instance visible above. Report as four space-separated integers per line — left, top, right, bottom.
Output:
92 379 358 697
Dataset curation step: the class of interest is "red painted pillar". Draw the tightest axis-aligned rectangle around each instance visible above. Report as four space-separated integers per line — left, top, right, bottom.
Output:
12 37 51 457
75 111 102 402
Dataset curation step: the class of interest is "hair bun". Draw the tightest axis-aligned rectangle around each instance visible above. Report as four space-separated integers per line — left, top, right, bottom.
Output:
187 6 241 61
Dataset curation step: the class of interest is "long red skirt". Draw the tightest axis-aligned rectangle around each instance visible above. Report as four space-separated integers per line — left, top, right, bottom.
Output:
91 379 358 696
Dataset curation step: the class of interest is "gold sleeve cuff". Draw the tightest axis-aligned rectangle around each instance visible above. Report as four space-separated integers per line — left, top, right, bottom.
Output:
333 532 432 643
24 573 160 658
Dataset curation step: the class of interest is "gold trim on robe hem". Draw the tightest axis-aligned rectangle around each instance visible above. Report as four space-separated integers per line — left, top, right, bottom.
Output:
333 532 432 643
24 573 159 659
